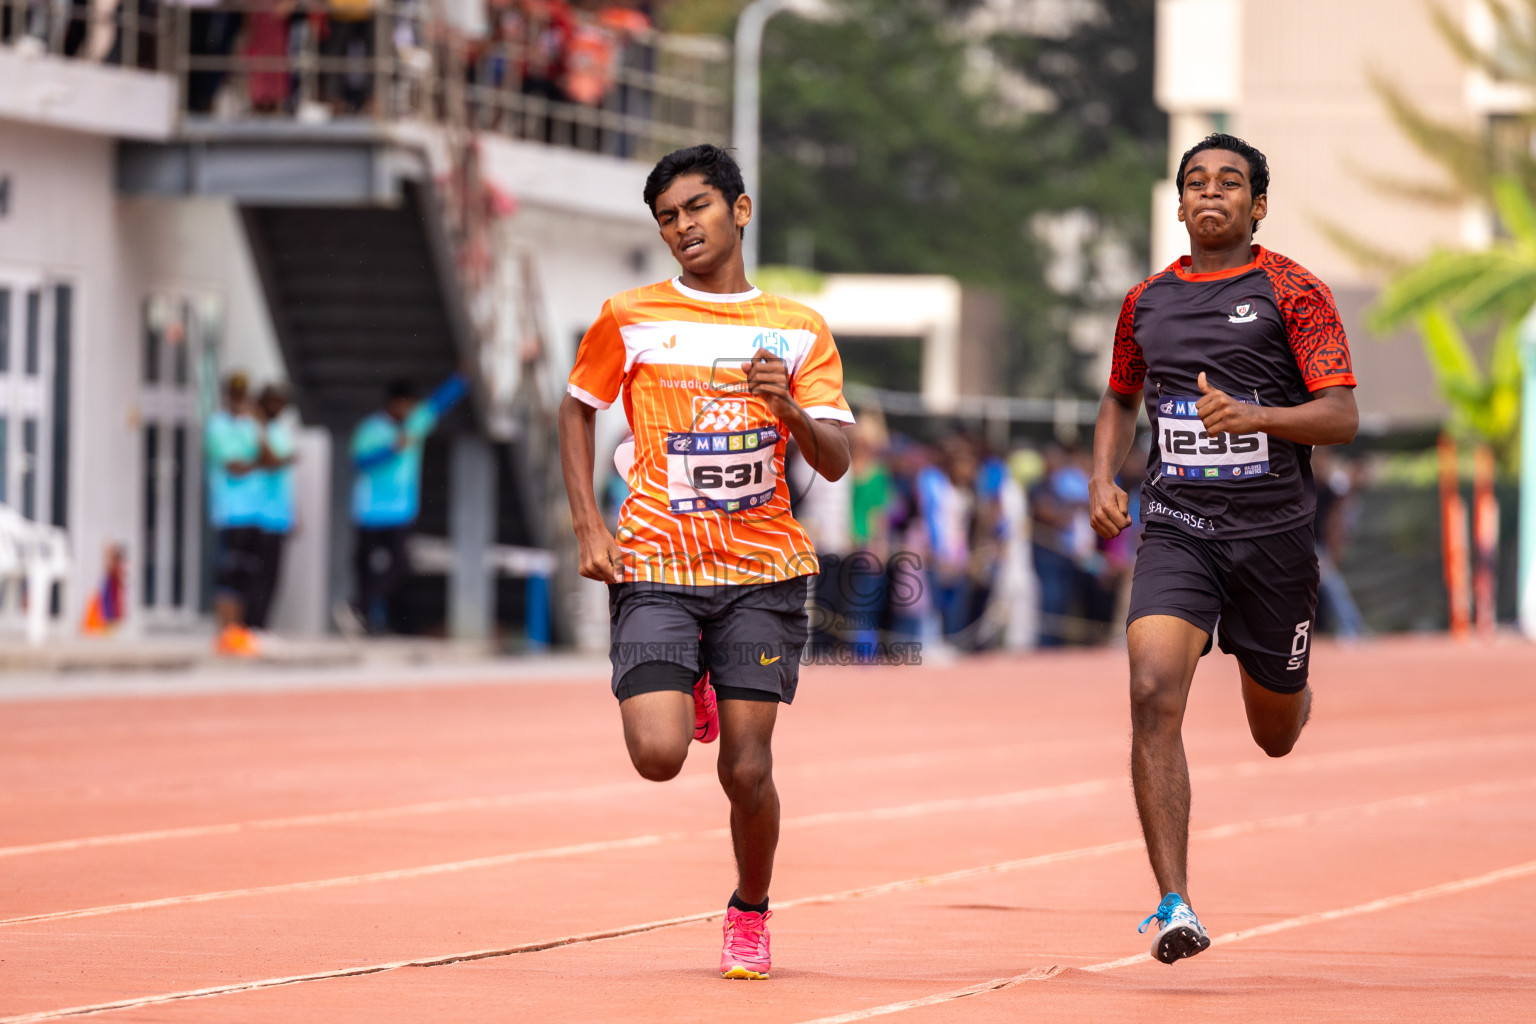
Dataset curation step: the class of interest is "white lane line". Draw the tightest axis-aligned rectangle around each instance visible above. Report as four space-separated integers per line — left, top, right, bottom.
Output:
2 776 1529 1023
4 732 1527 861
6 764 1532 932
0 740 1076 860
0 777 1122 929
793 858 1536 1024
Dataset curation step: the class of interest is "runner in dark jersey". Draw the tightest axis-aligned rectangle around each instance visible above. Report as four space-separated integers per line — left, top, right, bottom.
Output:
1089 133 1359 964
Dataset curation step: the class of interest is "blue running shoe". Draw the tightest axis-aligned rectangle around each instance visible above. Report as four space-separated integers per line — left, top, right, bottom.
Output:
1139 893 1210 964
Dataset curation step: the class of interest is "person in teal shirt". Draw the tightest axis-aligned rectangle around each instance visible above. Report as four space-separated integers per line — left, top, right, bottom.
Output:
205 372 265 654
247 385 296 632
347 373 467 633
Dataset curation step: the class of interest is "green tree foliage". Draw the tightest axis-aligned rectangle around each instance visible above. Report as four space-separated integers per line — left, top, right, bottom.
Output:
659 0 1165 395
1363 0 1536 457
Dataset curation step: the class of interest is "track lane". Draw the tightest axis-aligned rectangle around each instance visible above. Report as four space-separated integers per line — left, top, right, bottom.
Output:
3 774 1531 1021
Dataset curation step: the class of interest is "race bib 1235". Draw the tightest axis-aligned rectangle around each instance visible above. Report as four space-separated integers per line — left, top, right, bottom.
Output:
1156 394 1270 481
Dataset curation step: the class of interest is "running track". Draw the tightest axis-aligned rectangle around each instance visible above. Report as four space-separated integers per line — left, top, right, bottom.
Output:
2 637 1534 1022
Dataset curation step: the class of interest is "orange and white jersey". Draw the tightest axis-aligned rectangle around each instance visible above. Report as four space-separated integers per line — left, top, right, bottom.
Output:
568 277 854 586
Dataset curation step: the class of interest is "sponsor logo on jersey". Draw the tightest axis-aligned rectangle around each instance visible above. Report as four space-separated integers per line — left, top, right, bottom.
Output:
1227 299 1259 324
693 396 750 432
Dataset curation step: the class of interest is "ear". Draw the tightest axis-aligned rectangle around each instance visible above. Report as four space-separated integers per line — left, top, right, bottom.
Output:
1176 200 1187 224
734 193 753 231
1251 193 1269 225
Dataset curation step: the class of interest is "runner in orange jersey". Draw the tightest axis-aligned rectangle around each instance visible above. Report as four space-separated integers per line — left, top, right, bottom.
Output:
558 144 854 979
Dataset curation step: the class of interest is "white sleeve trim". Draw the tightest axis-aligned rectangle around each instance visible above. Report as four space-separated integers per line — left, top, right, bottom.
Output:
803 405 855 424
567 382 614 410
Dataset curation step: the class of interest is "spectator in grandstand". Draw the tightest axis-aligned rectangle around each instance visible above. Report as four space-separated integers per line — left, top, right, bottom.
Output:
845 414 891 659
206 372 264 656
518 0 575 139
341 372 467 635
920 435 976 644
242 0 295 113
180 0 244 114
1090 438 1149 640
325 0 376 114
1313 447 1368 638
1029 444 1093 646
963 438 1009 649
247 385 296 632
883 436 933 641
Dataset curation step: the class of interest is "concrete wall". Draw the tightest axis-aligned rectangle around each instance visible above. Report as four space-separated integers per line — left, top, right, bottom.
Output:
0 117 125 625
0 113 294 634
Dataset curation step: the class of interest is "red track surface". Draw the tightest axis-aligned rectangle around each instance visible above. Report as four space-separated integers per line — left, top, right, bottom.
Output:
2 637 1535 1022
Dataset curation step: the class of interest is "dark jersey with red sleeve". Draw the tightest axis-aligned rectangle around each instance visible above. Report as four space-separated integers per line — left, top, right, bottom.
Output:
1109 245 1356 540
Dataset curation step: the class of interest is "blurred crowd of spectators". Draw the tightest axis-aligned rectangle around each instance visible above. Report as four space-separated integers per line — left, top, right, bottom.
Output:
599 409 1368 660
3 0 658 122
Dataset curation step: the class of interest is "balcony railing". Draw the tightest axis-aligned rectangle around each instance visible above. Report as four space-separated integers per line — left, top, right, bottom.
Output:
0 0 730 160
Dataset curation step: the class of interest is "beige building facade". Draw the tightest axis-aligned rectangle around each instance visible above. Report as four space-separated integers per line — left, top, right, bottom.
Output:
1154 0 1503 429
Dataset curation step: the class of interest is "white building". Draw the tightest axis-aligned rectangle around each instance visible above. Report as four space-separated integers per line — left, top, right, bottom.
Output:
1153 0 1501 431
0 10 727 642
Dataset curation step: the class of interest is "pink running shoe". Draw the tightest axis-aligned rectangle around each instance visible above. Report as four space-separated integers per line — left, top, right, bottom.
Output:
720 907 771 979
693 672 719 744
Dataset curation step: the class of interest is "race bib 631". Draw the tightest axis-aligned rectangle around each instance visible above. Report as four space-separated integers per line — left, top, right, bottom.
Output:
665 426 779 513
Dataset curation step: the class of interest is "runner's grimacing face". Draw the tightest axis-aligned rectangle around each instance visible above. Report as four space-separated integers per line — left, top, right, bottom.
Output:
653 174 750 277
1176 149 1267 247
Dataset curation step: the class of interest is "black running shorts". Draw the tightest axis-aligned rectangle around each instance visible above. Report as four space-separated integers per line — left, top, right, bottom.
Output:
1126 521 1319 693
214 526 264 598
607 576 812 703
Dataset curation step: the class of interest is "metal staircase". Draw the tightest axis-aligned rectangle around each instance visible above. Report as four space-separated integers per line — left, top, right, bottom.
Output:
240 183 469 434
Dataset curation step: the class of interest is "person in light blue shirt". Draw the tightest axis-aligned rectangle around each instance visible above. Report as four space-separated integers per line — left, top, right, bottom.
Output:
347 373 467 633
205 372 265 652
247 385 297 632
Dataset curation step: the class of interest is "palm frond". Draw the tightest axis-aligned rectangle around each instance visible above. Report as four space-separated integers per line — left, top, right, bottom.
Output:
1312 217 1412 277
1371 250 1507 330
1429 0 1517 81
1493 174 1536 249
1370 70 1493 197
1414 306 1485 397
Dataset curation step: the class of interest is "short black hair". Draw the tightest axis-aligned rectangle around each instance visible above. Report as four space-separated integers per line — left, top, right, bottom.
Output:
1176 132 1270 234
386 378 418 402
643 144 745 216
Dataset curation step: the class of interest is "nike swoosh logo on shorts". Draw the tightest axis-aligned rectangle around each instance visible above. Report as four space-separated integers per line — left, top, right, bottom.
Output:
760 653 781 666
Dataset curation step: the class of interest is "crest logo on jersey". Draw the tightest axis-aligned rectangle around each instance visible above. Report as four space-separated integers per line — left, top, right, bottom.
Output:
664 334 677 349
693 396 750 432
754 330 790 359
1227 299 1259 324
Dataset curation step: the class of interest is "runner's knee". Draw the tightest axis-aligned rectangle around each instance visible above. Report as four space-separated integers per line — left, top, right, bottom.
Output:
628 735 689 781
618 662 697 781
717 750 773 805
1246 683 1310 758
1129 667 1185 732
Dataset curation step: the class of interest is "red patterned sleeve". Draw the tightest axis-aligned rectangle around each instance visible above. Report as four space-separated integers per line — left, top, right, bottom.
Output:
1108 279 1150 395
1264 256 1356 391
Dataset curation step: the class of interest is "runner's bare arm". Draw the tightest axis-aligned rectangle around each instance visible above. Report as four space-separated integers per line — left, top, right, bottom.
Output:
557 394 626 583
1195 374 1358 446
1090 386 1140 539
741 347 852 481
